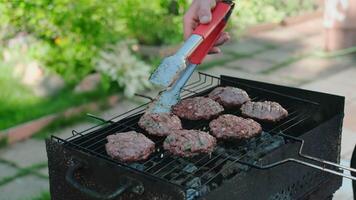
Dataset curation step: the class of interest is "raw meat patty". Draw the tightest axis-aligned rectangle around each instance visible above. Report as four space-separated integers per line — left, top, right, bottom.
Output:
105 131 155 162
209 114 262 139
163 130 216 157
138 113 182 136
172 97 224 120
208 86 250 108
240 101 288 122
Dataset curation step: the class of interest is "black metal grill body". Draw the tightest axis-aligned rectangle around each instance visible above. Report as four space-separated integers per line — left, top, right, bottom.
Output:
46 74 344 200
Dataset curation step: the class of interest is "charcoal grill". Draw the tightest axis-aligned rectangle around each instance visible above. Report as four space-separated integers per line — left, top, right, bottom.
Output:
46 72 352 200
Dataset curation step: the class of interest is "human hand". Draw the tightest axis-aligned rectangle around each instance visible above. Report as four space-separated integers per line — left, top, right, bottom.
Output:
183 0 230 54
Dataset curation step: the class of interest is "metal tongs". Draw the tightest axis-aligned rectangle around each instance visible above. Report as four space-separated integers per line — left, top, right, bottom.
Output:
147 1 234 113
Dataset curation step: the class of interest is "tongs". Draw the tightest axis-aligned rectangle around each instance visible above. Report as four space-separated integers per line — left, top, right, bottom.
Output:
147 1 235 113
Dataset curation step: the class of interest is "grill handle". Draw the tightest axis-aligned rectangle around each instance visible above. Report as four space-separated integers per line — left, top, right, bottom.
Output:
237 133 356 181
65 159 144 199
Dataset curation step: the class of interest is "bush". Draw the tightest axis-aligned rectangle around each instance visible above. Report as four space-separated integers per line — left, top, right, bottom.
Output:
95 41 152 97
0 0 187 84
0 0 316 87
119 0 188 45
232 0 317 32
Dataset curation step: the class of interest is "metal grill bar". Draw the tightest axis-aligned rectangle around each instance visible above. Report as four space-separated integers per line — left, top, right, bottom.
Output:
62 72 321 195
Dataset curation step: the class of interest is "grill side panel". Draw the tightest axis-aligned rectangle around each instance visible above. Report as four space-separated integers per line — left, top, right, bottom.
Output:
46 139 186 200
202 114 343 200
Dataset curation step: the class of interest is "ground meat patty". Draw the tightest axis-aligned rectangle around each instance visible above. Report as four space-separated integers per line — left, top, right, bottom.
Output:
208 86 250 108
172 97 224 120
240 101 288 122
105 131 155 162
163 130 216 157
209 114 262 139
138 113 182 136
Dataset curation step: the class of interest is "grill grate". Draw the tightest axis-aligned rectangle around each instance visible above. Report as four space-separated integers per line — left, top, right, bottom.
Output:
55 72 321 199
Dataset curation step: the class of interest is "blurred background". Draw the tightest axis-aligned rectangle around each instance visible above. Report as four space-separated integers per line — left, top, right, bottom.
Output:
0 0 355 199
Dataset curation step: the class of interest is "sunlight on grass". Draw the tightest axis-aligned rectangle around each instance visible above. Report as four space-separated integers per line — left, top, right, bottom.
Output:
0 63 113 130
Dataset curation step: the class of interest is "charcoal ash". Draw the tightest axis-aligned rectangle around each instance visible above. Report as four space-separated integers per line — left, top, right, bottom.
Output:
186 179 212 200
186 177 201 189
220 161 249 178
129 163 146 171
186 189 199 200
183 163 198 174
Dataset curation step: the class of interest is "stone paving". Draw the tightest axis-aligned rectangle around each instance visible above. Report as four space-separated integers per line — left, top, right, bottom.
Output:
1 17 356 199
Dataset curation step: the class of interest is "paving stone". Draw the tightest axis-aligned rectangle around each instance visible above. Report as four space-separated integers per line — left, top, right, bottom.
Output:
202 52 234 64
0 175 49 200
344 101 356 133
0 139 47 168
333 160 354 200
301 35 324 50
302 67 356 101
340 128 356 160
51 122 95 140
252 18 322 44
203 67 301 87
272 57 353 82
287 18 323 37
221 39 267 55
252 48 296 63
0 163 18 180
224 58 276 73
37 167 49 178
99 99 142 121
253 27 303 43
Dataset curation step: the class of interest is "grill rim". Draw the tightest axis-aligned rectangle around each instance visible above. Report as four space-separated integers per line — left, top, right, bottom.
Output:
47 72 345 200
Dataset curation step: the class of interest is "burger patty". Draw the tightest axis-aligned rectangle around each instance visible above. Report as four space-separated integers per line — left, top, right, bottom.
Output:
138 113 182 136
163 130 216 157
209 114 262 139
105 131 155 162
208 86 250 108
172 97 224 120
240 101 288 122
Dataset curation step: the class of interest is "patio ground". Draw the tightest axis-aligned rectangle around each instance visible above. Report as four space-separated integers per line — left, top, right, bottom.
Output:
0 17 355 199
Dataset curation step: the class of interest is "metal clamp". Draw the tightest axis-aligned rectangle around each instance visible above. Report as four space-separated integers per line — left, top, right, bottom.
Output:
65 159 144 199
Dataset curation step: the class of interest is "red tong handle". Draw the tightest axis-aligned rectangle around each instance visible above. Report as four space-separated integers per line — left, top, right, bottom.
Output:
188 1 234 64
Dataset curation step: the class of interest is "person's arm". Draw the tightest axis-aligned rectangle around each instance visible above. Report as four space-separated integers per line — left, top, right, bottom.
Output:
183 0 230 54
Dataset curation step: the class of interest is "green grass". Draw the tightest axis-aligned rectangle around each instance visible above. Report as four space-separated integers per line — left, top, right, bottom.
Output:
260 54 308 74
27 191 51 200
200 45 276 71
0 137 8 149
0 162 48 186
32 110 106 140
0 63 116 131
200 56 236 70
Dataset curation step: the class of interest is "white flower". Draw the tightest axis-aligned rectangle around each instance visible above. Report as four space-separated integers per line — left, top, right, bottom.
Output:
95 40 152 97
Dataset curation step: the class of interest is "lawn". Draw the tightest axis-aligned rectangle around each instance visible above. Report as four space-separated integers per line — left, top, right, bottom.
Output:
0 63 114 131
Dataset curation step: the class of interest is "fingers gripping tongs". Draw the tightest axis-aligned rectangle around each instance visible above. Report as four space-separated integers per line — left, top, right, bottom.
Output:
147 1 234 113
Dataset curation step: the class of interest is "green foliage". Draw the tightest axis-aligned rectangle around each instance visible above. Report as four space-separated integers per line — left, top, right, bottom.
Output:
0 0 187 84
0 0 316 85
28 191 51 200
232 0 316 31
120 0 188 45
0 61 114 130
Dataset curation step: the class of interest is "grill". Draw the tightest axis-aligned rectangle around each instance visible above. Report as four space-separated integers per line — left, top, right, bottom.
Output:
46 72 348 200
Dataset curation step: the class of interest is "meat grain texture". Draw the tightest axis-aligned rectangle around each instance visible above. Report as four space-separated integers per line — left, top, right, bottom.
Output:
241 101 288 122
172 97 224 120
138 113 182 136
209 114 262 139
105 131 155 162
163 130 216 157
208 86 250 108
